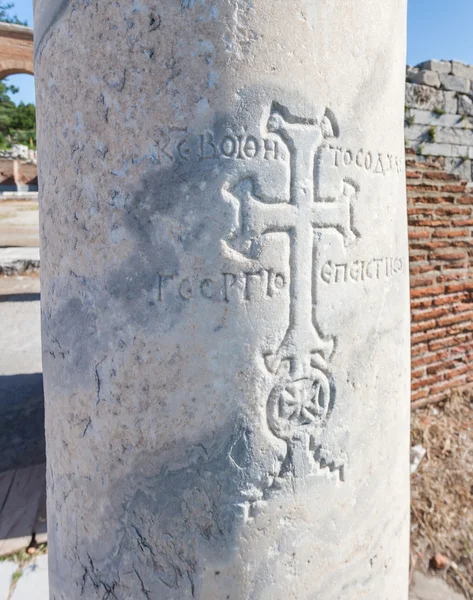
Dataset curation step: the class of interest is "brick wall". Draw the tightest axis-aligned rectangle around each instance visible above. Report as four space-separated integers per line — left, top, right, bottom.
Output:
407 151 473 406
0 159 37 191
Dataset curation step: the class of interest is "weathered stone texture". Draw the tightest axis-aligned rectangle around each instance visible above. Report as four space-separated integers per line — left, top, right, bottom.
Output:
405 83 457 114
36 0 410 598
406 108 473 129
458 94 473 117
451 60 473 80
439 73 470 94
416 59 451 74
408 70 440 88
405 60 473 180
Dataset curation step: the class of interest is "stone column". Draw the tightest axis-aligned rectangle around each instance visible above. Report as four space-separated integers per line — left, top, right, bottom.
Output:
35 1 410 597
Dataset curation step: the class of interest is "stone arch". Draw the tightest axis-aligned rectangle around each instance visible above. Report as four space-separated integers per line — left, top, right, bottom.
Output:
0 22 33 80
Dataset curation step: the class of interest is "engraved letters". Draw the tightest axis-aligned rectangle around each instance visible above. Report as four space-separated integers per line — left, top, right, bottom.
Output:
321 257 404 284
154 130 283 164
329 145 404 175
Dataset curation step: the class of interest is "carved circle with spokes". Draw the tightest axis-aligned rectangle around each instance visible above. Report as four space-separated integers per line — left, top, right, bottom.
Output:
267 370 331 441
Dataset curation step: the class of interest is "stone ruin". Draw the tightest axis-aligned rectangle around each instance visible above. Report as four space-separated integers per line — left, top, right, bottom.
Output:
405 59 473 181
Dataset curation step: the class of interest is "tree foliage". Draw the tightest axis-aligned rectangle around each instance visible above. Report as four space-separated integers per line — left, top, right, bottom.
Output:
0 81 36 149
0 2 27 26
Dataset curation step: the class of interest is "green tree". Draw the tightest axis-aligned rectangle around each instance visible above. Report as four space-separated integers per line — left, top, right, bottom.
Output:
0 81 36 149
0 3 27 25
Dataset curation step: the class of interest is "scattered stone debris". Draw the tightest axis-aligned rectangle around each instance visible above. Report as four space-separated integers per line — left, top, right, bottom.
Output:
432 553 450 570
410 444 427 474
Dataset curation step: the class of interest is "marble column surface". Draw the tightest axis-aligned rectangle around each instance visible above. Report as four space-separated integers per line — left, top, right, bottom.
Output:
35 0 410 598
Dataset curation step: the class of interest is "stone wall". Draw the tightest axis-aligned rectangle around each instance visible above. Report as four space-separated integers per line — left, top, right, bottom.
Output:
405 60 473 181
407 152 473 406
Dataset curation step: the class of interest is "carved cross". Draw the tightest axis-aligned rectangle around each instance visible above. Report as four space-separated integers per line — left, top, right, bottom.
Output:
228 105 359 380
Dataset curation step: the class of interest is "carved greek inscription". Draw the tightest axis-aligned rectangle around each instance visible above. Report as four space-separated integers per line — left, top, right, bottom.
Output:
156 269 287 303
329 145 404 175
154 129 284 164
320 257 404 284
223 101 358 482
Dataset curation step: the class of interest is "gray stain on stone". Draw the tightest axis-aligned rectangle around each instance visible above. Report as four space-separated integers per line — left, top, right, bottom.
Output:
78 423 257 598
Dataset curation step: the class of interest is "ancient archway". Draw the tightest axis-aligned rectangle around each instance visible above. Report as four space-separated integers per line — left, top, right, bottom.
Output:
0 22 33 80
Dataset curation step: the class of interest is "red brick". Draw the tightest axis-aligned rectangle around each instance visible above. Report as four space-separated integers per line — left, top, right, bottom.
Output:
430 250 467 261
415 220 448 227
406 170 423 179
411 342 429 355
411 328 445 344
411 277 436 288
456 195 473 205
437 270 469 283
445 281 473 293
411 298 433 310
447 322 473 335
452 219 473 227
410 284 445 299
411 351 450 369
407 184 439 192
424 171 459 181
412 241 449 250
444 365 469 380
438 311 473 327
411 319 437 333
412 307 449 322
429 333 469 351
412 195 455 204
412 373 443 391
453 303 473 313
443 184 467 193
429 381 457 395
427 360 457 375
432 228 468 238
410 265 436 276
409 229 430 240
433 291 469 305
411 389 428 402
435 206 471 216
408 207 431 215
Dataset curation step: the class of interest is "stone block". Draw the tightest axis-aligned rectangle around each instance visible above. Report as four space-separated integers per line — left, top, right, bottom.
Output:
458 94 473 117
439 73 470 94
408 70 440 88
417 142 454 157
416 59 451 74
451 145 471 158
445 157 473 181
451 60 473 80
406 66 419 78
434 126 473 146
445 91 458 114
405 108 473 129
404 124 430 143
405 83 457 114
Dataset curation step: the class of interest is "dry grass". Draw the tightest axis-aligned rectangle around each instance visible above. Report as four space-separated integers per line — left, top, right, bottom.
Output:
411 391 473 598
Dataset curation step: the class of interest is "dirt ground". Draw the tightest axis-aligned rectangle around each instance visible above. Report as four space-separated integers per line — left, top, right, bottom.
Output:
411 392 473 598
0 200 39 247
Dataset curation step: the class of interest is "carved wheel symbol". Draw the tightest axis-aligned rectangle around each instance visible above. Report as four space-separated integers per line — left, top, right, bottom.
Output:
267 370 331 442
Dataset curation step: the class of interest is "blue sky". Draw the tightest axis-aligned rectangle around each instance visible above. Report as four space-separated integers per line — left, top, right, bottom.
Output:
5 0 473 106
